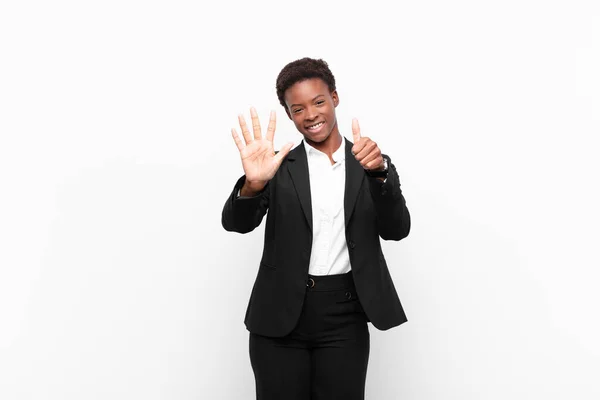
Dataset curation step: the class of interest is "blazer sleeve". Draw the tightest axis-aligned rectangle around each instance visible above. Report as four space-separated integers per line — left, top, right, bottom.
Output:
221 175 270 234
366 154 411 241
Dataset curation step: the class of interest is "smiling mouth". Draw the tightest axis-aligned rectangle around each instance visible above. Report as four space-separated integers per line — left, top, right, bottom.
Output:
306 121 325 132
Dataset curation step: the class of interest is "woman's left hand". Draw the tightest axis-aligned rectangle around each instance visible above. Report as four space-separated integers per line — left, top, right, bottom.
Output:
351 118 385 171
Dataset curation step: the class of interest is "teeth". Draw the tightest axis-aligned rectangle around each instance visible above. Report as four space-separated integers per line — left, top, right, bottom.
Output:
308 122 324 129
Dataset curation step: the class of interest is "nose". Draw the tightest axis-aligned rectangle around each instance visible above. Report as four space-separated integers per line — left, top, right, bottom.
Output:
305 106 318 121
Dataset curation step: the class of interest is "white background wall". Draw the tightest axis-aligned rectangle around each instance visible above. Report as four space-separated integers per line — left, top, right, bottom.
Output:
1 0 599 399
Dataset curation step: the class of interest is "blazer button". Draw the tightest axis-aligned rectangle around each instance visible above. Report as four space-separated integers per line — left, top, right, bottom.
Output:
349 241 356 249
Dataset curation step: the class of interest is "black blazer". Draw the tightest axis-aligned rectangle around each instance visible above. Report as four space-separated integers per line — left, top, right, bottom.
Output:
222 138 411 337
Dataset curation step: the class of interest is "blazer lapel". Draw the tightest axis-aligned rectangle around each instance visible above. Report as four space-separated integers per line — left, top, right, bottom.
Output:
287 144 313 231
344 138 365 226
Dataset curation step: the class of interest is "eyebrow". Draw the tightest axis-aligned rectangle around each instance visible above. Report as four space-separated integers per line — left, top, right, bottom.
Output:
290 94 325 108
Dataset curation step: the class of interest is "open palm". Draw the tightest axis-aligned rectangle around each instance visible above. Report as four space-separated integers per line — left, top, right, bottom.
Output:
232 107 294 183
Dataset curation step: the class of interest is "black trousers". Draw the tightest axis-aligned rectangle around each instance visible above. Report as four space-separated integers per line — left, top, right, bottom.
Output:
249 271 370 400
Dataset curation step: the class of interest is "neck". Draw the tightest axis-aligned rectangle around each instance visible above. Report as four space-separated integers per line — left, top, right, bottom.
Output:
304 129 343 161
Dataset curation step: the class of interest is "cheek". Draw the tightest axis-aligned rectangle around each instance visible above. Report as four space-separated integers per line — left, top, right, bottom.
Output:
327 108 336 121
292 116 303 128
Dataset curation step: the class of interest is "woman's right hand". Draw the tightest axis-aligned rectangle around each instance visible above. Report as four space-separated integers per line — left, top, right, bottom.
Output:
231 107 294 196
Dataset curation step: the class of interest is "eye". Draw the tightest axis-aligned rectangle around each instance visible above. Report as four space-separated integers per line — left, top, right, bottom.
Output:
292 108 302 114
316 100 325 105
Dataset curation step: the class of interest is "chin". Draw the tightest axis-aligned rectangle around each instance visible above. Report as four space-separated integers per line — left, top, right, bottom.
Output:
304 131 329 144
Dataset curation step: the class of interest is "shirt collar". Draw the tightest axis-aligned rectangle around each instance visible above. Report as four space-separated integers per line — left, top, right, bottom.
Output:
303 138 346 163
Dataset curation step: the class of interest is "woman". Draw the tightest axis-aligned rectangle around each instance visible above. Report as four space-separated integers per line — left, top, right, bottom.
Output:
222 57 411 400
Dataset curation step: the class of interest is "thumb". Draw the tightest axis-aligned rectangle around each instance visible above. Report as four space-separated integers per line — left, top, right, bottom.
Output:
352 118 361 143
274 142 295 165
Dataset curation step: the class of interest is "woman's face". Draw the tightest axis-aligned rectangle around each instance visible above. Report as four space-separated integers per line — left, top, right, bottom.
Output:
283 78 339 145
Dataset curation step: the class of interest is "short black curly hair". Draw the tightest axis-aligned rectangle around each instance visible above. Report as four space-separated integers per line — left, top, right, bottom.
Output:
276 57 336 110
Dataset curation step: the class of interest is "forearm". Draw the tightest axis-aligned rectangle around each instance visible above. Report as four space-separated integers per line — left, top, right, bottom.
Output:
222 176 269 233
368 157 411 240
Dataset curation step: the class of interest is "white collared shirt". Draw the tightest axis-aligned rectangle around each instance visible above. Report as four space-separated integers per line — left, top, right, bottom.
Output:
303 139 351 276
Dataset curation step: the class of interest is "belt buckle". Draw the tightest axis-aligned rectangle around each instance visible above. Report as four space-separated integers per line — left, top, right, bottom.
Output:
307 278 315 288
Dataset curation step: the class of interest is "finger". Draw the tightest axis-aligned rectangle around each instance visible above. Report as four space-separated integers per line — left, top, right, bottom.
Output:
352 136 369 158
231 128 244 152
355 140 378 161
238 114 253 144
360 149 381 167
365 156 384 170
273 142 294 165
266 110 276 142
352 118 361 143
250 107 262 140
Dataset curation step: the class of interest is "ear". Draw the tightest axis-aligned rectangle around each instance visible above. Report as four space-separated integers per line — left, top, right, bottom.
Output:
331 90 339 107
